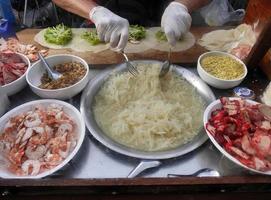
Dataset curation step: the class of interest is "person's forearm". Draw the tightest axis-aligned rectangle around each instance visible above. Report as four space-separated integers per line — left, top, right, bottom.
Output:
52 0 98 19
174 0 210 12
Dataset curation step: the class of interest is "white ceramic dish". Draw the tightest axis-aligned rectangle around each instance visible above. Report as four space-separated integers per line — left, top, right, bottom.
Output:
26 54 89 100
2 52 31 96
203 97 271 175
0 99 85 179
197 51 247 89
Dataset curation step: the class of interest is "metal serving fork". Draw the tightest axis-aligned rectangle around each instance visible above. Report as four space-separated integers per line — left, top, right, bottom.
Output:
121 51 139 76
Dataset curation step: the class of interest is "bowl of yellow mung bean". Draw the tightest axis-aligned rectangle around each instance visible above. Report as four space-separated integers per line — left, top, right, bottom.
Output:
197 51 247 89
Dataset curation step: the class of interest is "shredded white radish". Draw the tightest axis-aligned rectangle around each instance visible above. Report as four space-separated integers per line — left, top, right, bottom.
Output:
93 63 205 151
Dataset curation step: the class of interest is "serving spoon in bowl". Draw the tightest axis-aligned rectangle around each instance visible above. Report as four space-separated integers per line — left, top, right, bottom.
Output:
38 52 62 80
159 47 172 78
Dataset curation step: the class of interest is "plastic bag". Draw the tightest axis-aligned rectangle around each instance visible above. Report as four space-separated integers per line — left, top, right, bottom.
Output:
0 18 16 38
200 0 245 26
0 0 16 23
0 0 16 38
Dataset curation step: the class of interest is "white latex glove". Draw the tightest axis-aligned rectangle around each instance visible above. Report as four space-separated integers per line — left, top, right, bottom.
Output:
161 2 192 46
89 6 129 51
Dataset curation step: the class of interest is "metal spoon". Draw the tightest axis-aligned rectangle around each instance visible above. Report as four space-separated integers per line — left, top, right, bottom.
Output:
127 160 162 178
159 47 171 78
167 168 220 178
38 52 62 80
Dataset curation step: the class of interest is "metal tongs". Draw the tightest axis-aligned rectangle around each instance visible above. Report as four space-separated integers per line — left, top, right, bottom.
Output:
168 168 220 178
127 162 220 178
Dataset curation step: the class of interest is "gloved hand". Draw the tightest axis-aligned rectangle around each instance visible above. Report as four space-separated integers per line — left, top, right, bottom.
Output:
161 2 192 46
89 6 129 51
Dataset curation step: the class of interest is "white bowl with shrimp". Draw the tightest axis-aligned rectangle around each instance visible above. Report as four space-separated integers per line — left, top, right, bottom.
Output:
0 99 85 179
203 97 271 175
26 54 89 100
2 53 31 96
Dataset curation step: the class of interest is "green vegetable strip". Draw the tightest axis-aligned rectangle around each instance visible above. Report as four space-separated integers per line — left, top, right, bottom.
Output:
155 30 167 42
44 24 72 45
155 29 185 42
81 31 101 46
129 25 146 41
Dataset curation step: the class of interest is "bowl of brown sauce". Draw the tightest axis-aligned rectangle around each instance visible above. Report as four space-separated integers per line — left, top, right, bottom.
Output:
26 54 89 99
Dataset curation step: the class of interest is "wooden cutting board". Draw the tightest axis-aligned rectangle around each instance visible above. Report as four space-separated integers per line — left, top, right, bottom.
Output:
16 27 220 65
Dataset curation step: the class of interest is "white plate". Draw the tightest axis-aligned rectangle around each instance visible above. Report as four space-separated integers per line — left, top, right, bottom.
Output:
0 99 85 179
203 97 271 175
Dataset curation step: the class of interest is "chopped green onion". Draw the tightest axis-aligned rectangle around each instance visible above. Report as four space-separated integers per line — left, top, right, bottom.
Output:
129 25 146 41
44 24 72 45
81 31 101 46
155 30 167 42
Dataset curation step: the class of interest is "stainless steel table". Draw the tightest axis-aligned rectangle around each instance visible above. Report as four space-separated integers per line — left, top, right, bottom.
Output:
7 65 267 179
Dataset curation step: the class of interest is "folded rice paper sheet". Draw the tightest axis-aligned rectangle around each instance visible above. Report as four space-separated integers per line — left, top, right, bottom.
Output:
198 24 256 53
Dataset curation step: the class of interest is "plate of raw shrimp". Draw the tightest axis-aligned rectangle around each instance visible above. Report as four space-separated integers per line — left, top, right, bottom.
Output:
0 99 85 178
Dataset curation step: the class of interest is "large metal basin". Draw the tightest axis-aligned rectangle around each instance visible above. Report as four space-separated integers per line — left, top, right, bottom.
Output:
80 60 215 160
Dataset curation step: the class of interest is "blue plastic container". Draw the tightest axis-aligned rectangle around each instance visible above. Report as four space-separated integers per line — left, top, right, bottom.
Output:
0 0 16 23
0 18 16 39
0 0 16 38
